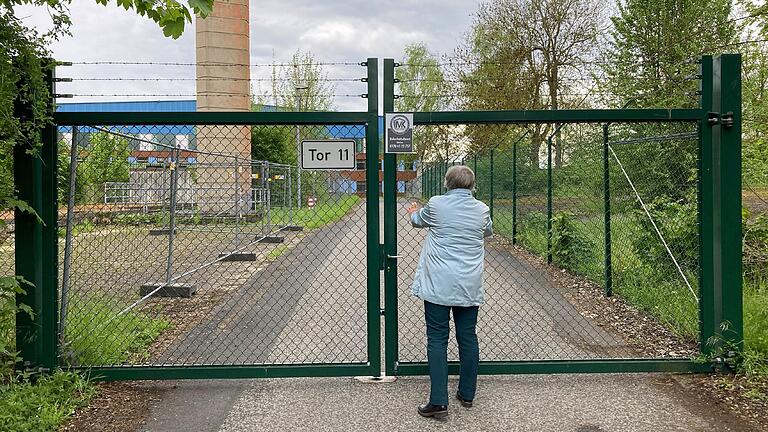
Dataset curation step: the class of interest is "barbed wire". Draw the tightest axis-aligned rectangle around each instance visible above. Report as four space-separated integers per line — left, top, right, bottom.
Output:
67 77 365 82
398 91 636 99
729 10 768 23
62 93 367 98
715 38 768 49
65 61 364 67
396 74 690 84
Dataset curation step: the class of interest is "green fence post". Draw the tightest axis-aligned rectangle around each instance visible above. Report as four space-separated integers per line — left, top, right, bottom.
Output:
432 164 435 197
603 124 612 297
364 58 381 377
490 149 495 221
40 63 58 371
512 139 518 244
15 61 58 373
547 136 553 264
700 54 744 361
699 55 715 356
383 58 398 376
427 165 431 198
718 54 743 355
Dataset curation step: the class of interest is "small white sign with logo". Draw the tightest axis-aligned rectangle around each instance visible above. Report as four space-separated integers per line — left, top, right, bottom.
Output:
301 140 356 170
385 113 415 154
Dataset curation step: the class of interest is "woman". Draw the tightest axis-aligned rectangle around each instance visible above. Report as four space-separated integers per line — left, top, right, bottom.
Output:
407 165 492 419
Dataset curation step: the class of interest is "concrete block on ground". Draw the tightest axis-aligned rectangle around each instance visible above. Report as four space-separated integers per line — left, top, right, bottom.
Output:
218 252 258 261
140 283 196 298
284 225 304 232
149 228 178 236
258 236 285 243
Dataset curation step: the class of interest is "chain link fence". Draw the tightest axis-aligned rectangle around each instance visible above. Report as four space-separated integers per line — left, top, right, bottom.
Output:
58 123 370 367
404 121 701 362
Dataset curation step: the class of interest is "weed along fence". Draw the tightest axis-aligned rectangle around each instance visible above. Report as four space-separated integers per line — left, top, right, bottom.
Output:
11 55 742 380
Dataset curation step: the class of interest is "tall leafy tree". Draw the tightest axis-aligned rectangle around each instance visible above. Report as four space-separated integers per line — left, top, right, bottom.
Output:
77 132 130 203
252 50 336 164
259 49 336 112
740 0 768 187
601 0 737 108
455 0 603 166
395 43 454 162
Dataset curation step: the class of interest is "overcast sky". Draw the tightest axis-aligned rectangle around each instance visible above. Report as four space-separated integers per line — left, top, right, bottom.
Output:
16 1 480 111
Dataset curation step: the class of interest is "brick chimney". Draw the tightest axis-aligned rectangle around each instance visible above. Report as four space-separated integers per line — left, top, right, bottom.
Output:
195 0 251 214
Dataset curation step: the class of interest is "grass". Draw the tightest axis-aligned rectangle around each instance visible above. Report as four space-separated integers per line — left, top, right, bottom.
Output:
496 205 768 376
269 194 360 229
743 279 768 377
0 371 95 432
495 208 701 340
63 299 171 366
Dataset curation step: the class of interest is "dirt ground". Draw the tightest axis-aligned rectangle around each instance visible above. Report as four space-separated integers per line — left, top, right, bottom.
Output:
60 382 163 432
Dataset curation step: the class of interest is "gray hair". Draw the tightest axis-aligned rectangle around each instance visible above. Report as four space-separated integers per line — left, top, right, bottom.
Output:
444 165 476 191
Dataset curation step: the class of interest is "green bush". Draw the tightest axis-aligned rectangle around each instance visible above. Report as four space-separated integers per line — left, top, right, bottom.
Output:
517 211 548 256
631 196 698 275
743 208 768 281
550 211 596 274
0 371 95 432
0 276 32 379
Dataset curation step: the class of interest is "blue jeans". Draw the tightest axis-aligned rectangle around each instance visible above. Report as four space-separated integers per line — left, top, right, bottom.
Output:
424 301 479 406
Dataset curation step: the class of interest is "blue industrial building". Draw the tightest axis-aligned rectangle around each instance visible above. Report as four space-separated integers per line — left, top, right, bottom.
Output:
57 100 414 194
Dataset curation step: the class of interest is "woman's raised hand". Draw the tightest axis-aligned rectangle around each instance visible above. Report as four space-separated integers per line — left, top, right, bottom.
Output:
406 202 421 215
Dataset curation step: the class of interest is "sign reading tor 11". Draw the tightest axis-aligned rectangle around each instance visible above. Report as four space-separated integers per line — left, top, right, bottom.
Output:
301 140 356 170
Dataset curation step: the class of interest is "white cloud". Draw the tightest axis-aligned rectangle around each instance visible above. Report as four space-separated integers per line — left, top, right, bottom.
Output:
13 0 478 110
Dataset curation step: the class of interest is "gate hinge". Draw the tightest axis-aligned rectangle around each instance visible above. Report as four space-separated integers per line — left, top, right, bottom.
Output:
707 111 735 128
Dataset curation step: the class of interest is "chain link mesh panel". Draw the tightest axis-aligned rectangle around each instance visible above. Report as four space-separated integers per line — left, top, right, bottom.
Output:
58 123 370 367
398 122 701 363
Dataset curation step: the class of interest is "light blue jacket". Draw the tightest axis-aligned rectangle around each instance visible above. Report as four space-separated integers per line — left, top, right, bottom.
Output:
410 188 493 307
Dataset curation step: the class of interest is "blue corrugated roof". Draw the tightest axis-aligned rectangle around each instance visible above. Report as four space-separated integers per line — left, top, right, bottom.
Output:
56 100 196 112
56 100 383 141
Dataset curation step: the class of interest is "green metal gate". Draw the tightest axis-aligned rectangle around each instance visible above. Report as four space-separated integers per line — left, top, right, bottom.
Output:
13 56 742 380
15 60 384 381
382 55 743 376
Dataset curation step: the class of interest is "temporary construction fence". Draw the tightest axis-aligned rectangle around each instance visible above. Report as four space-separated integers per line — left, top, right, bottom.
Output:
11 56 742 380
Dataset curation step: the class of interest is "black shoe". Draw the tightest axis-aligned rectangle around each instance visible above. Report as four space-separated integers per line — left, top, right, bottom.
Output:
417 403 448 418
456 391 473 408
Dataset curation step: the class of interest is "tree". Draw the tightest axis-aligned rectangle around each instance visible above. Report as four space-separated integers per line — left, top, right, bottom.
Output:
250 125 294 165
737 1 768 187
251 50 336 165
601 0 737 108
454 0 603 166
395 43 455 162
4 0 213 39
600 0 737 205
77 132 130 203
0 0 213 211
258 49 337 112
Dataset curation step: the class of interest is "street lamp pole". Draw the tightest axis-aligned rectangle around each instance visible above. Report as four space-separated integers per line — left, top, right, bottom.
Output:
295 83 307 209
